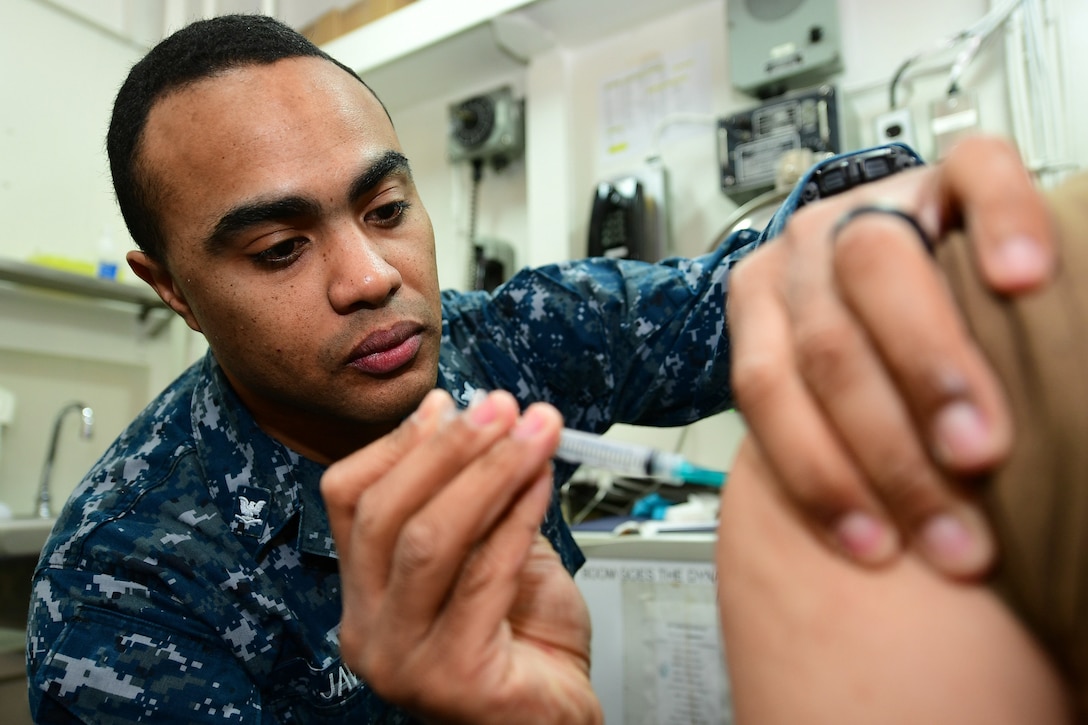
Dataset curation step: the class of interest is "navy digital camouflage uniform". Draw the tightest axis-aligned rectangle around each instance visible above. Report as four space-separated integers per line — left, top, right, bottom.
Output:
25 145 895 722
25 239 752 723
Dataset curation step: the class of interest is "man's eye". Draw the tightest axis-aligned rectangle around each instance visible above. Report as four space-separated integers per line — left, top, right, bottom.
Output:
254 238 307 267
367 200 410 227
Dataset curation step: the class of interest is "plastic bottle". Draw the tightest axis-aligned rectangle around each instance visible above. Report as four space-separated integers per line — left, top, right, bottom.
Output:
96 228 119 281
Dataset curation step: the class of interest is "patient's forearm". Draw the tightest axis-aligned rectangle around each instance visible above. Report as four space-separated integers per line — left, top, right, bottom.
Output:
716 439 1071 725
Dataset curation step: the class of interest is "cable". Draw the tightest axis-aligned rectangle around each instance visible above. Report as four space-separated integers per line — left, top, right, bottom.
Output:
947 0 1022 97
466 159 485 290
888 34 963 110
888 0 1022 110
672 425 690 456
1003 0 1073 187
645 112 718 163
569 482 610 525
946 33 982 96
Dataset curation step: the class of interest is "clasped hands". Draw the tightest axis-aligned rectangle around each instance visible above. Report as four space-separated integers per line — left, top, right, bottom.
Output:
728 135 1053 577
322 135 1055 723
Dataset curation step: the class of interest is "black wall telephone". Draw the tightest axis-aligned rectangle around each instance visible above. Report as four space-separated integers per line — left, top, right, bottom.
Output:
587 177 648 261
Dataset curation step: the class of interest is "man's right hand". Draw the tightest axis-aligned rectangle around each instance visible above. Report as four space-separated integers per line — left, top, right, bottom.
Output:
321 389 602 725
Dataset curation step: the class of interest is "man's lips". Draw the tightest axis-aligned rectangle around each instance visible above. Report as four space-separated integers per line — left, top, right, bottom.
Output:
347 321 425 375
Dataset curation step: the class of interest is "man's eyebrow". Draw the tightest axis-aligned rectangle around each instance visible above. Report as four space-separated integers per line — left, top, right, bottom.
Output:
202 150 412 256
348 150 412 203
204 196 321 256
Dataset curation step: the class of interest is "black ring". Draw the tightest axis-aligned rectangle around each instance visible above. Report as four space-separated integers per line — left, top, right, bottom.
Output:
831 204 934 254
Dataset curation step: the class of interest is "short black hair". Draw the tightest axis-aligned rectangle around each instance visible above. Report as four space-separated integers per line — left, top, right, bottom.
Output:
107 14 387 263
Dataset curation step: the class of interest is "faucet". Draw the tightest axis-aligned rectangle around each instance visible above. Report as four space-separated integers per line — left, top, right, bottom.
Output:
37 402 94 519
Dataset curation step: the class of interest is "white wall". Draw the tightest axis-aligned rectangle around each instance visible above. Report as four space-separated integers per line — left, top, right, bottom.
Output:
0 0 203 515
1 0 1085 508
3 0 138 266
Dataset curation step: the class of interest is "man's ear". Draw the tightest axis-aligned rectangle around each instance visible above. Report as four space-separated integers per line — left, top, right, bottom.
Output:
126 250 203 333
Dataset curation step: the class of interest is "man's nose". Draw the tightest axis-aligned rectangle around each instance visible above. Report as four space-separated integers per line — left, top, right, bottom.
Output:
326 226 402 312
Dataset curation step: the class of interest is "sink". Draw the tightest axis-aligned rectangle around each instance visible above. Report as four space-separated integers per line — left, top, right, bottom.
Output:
0 518 55 558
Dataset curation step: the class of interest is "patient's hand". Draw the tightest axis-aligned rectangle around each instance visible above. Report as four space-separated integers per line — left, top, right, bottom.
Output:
727 135 1055 579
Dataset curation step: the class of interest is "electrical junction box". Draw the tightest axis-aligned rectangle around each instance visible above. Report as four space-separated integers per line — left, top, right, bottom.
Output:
727 0 843 97
717 84 842 203
874 107 918 149
930 92 980 159
448 86 525 167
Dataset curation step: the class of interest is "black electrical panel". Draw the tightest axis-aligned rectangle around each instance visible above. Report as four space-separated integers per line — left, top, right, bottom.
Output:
717 84 841 203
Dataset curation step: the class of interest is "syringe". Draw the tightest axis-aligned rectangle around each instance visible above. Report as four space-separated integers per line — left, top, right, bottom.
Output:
554 428 726 488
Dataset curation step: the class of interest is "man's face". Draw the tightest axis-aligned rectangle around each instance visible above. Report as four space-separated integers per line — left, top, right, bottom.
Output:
133 57 442 462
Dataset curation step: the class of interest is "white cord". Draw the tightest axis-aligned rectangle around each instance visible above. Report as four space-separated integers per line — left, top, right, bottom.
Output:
569 477 611 525
1003 0 1072 187
946 0 1021 94
889 0 1022 109
1005 10 1034 163
645 112 718 163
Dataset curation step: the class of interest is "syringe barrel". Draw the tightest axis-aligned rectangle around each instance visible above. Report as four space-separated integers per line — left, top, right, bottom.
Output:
646 450 686 482
555 429 655 478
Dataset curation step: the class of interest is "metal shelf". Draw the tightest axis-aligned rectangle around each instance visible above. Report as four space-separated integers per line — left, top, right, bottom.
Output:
0 258 172 336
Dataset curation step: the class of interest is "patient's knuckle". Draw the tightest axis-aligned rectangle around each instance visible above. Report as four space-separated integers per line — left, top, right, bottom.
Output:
832 221 887 265
731 351 779 411
784 462 862 526
873 454 943 526
794 321 855 390
900 361 973 419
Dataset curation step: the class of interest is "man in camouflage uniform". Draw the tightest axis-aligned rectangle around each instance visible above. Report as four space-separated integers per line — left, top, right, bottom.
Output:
25 11 1056 725
25 15 753 723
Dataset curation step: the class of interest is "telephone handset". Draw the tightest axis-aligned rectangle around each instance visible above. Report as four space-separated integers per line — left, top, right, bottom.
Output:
587 177 648 261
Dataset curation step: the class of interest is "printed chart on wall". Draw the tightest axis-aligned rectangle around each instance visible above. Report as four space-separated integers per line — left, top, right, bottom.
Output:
576 558 732 724
598 43 713 167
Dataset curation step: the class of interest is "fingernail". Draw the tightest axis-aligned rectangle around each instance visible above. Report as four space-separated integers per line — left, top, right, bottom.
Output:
933 401 993 467
412 389 453 425
512 407 547 440
918 507 992 576
997 235 1050 282
467 392 498 427
834 511 898 563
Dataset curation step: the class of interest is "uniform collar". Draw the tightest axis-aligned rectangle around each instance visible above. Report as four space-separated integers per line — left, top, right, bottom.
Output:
190 352 337 560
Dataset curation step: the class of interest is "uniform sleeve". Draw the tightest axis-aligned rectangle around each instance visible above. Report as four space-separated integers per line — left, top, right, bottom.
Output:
442 229 761 432
27 566 262 724
438 142 924 432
